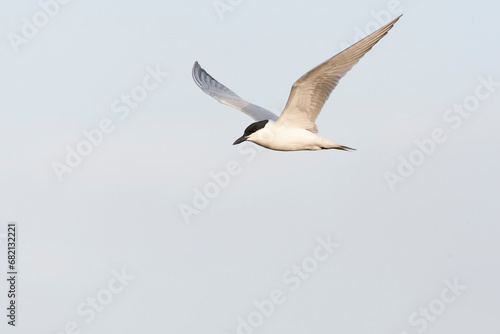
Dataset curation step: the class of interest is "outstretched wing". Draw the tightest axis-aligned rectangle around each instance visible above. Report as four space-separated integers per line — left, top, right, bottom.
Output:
192 62 279 122
277 15 402 132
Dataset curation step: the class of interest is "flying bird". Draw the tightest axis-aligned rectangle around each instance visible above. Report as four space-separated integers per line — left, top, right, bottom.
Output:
193 15 401 151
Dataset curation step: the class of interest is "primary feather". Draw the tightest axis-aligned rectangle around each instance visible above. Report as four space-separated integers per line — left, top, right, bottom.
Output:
276 15 402 132
192 61 278 122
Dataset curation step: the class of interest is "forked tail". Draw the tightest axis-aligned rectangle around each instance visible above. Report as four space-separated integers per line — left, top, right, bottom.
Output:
333 144 356 151
314 136 356 151
321 139 356 151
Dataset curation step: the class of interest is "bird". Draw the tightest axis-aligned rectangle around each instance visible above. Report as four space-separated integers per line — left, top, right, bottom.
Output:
192 15 402 151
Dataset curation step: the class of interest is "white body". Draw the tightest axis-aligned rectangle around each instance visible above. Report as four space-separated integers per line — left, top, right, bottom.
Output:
247 120 344 151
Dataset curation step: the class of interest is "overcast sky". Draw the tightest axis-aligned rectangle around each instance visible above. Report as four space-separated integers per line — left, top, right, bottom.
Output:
1 0 499 333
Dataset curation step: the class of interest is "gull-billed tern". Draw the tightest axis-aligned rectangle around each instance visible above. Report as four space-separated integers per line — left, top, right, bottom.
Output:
193 15 402 151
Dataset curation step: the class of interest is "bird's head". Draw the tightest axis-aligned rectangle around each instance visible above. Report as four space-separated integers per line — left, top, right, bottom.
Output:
233 120 269 145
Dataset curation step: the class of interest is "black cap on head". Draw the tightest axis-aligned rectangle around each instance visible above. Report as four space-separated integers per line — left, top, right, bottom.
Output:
233 120 269 145
243 120 268 136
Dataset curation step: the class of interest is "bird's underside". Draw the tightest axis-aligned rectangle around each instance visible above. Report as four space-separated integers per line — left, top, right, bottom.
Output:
192 15 402 151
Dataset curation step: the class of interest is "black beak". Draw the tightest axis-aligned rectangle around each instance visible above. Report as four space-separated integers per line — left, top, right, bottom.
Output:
233 135 248 145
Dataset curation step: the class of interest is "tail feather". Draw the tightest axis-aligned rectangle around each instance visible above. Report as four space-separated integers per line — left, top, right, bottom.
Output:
336 145 356 151
321 144 356 151
318 137 356 151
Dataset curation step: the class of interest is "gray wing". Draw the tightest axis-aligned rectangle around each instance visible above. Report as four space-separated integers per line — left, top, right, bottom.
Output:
192 62 279 122
277 15 402 132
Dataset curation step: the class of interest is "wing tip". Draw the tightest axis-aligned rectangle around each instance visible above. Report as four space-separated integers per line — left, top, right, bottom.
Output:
392 14 403 24
385 14 403 30
192 61 204 88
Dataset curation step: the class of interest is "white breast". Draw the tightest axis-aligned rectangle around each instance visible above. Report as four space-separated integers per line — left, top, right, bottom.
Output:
248 121 332 151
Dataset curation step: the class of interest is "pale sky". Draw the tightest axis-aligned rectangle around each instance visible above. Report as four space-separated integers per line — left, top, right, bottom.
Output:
0 0 499 333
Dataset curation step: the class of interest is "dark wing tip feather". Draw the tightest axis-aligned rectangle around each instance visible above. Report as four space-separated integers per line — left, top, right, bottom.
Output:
192 61 202 87
193 61 217 91
192 61 230 96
